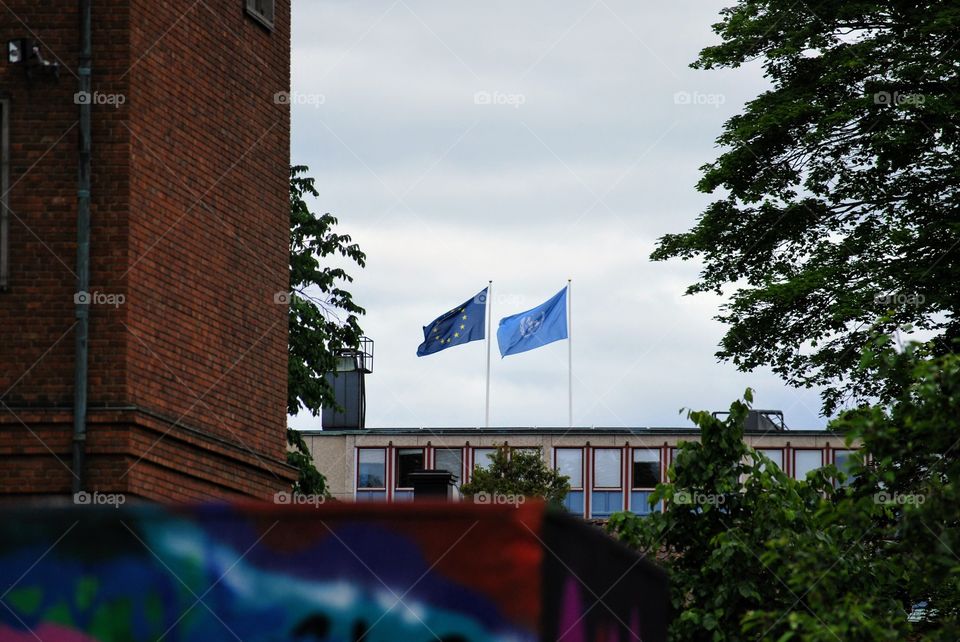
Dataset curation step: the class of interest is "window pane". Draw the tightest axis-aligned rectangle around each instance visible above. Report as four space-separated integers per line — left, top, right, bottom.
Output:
593 449 621 488
396 448 424 488
630 491 662 516
758 449 783 469
835 450 854 472
834 450 857 485
632 449 660 488
563 490 584 515
434 448 462 481
668 447 680 481
794 450 822 479
473 448 496 471
590 490 622 518
555 449 583 488
358 449 385 488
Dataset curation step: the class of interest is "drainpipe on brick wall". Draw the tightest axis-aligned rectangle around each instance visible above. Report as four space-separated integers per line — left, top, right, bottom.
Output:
72 0 92 495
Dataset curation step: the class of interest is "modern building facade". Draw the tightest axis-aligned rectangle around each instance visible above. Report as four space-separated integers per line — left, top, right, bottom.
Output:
302 423 859 519
0 0 296 500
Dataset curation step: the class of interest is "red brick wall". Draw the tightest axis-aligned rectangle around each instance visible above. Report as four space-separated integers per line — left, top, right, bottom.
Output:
0 0 295 499
126 0 292 460
0 1 130 407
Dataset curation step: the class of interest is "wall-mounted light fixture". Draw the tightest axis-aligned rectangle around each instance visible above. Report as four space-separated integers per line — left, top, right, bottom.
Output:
7 38 59 79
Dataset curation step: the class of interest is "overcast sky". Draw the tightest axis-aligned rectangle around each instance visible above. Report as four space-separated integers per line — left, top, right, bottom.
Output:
287 0 831 430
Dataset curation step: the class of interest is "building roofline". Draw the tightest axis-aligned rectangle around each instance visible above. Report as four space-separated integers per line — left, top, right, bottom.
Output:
296 426 842 437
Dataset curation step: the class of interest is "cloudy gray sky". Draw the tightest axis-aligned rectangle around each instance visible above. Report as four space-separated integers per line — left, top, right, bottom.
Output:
287 0 830 430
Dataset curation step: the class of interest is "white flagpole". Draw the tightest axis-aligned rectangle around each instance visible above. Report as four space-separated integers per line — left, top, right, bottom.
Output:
485 280 492 428
568 279 573 428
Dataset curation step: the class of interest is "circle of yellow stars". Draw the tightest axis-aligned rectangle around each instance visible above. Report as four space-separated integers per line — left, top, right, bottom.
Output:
433 307 469 345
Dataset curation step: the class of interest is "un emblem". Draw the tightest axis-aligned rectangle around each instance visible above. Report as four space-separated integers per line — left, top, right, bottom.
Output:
519 311 545 338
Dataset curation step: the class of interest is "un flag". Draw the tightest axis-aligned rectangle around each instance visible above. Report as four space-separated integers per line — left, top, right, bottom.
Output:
497 287 568 357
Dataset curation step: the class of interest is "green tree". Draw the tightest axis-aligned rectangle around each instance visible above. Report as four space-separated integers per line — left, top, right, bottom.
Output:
608 393 905 641
818 341 960 639
460 445 570 506
609 346 960 640
651 2 960 414
285 165 366 494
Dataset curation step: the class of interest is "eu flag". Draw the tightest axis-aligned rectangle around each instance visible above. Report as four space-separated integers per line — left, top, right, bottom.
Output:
417 288 488 357
497 286 568 357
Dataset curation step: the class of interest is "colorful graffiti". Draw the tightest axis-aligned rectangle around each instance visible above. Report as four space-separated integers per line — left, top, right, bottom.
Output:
0 503 667 642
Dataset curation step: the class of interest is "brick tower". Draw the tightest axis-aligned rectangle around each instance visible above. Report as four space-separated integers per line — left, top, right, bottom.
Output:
0 0 296 500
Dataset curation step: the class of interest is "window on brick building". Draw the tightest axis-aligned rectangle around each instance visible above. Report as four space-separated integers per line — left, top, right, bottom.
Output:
554 448 584 516
472 447 496 473
793 449 823 480
245 0 275 29
591 448 623 519
1 98 8 291
833 449 858 486
630 448 662 516
757 448 784 470
395 448 424 490
434 448 462 482
356 448 386 502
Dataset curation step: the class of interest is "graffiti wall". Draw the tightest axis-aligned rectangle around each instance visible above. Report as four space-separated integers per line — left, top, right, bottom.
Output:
0 503 667 642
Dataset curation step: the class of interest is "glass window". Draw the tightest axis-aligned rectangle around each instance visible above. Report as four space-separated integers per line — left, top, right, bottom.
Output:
512 447 541 459
473 448 496 471
245 0 275 29
758 448 783 469
667 447 682 481
395 448 424 489
591 491 623 518
563 491 584 515
834 450 857 484
555 449 583 488
630 491 662 516
593 449 621 488
793 450 823 480
632 449 660 489
357 449 385 489
434 448 462 481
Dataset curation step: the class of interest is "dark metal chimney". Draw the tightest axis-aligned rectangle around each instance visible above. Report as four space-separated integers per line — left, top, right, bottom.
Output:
321 337 373 430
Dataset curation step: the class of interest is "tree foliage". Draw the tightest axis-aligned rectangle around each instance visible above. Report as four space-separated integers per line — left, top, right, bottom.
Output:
460 445 571 506
288 165 366 416
609 345 960 641
285 165 366 495
651 2 960 414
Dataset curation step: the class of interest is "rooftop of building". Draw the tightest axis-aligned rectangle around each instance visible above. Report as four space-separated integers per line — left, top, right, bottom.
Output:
300 425 840 437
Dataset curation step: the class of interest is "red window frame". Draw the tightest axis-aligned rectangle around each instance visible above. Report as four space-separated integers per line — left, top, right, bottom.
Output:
553 447 585 490
394 447 425 490
755 447 785 470
791 448 824 480
432 446 464 482
356 447 387 491
630 447 662 490
591 448 623 491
